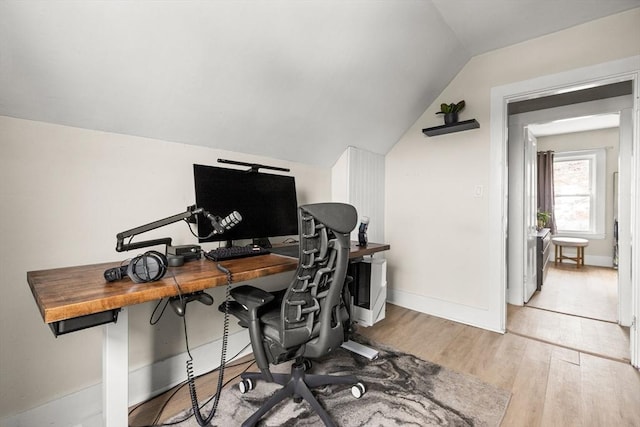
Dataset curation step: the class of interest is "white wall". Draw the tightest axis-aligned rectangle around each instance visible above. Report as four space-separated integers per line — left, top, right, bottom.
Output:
0 116 330 419
332 146 385 244
384 9 640 330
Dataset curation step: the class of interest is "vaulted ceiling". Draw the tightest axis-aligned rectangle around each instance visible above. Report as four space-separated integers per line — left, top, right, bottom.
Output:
1 1 638 166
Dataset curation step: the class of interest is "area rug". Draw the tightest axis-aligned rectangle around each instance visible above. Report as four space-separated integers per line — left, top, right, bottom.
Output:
168 338 511 426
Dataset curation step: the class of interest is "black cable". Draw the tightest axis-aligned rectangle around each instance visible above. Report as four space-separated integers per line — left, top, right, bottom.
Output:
183 218 221 241
152 358 256 427
127 348 254 426
149 272 184 325
149 299 170 325
185 263 233 426
132 265 241 427
196 358 256 410
184 219 201 239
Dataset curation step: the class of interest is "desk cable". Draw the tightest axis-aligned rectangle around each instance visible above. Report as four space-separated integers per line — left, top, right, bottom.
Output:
148 270 186 325
128 344 254 426
185 263 232 426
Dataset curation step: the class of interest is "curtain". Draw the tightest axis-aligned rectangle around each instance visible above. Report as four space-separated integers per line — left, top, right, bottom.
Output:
537 150 557 234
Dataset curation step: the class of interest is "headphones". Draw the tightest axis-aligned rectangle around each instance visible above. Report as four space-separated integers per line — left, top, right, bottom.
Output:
104 251 168 283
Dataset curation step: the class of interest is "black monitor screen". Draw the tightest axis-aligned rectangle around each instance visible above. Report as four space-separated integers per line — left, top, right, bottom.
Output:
193 164 298 243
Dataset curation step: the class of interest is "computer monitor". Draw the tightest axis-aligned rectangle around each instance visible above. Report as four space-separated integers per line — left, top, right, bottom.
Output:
193 164 299 245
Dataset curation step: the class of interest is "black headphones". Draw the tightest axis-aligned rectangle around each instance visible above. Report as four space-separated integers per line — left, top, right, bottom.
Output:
104 251 168 283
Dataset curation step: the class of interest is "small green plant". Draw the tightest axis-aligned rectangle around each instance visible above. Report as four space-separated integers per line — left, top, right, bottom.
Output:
537 211 551 229
436 100 466 115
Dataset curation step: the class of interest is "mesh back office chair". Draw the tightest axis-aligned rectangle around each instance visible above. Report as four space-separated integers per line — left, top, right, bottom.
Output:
224 202 365 427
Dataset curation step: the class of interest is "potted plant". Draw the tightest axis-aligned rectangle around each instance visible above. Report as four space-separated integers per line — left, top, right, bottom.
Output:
436 100 465 125
537 211 551 230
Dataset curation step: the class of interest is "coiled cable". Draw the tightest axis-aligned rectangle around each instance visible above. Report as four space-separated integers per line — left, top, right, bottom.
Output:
185 263 232 426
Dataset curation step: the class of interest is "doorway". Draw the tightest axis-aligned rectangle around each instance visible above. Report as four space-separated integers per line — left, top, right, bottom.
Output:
507 103 629 359
489 56 640 367
507 90 632 311
526 116 622 324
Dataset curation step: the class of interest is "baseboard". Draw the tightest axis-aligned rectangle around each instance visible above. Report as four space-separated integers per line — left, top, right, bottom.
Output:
584 255 614 268
387 288 503 333
1 330 251 427
0 385 104 427
128 329 251 405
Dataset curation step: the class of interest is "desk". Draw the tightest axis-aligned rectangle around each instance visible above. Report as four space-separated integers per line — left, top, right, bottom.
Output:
27 241 389 426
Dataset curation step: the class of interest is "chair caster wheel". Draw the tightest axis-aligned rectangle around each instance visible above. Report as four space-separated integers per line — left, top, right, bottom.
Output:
351 382 366 399
239 378 254 394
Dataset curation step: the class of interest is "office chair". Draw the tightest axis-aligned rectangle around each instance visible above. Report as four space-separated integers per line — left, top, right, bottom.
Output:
224 202 365 427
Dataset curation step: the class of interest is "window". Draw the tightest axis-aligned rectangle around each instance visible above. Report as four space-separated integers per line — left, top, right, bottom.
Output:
553 149 605 237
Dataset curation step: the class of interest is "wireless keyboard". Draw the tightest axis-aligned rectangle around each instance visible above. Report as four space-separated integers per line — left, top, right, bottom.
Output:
205 245 270 261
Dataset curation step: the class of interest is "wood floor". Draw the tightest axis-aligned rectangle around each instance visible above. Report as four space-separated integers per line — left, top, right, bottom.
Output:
129 354 257 426
359 304 640 427
527 264 618 322
508 265 629 362
130 266 640 426
507 305 630 362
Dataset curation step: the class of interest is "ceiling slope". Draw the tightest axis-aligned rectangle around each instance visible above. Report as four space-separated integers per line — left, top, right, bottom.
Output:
432 0 640 56
1 1 638 166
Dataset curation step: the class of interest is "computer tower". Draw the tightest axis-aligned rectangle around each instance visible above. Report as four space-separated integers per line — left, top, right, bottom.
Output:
348 258 387 327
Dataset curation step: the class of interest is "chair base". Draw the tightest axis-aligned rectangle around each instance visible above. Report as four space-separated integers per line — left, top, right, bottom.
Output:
239 361 359 427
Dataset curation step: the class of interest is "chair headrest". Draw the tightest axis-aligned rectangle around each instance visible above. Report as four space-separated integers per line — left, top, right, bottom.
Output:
300 203 357 234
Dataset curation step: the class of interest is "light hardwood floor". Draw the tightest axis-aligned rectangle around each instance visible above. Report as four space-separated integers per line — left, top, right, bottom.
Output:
527 265 618 322
509 265 629 362
507 304 630 362
130 303 640 426
360 304 640 426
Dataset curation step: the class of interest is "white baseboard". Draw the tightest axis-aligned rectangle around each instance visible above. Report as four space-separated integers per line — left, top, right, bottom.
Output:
128 329 251 405
584 255 614 268
387 288 504 333
0 385 104 427
1 330 251 427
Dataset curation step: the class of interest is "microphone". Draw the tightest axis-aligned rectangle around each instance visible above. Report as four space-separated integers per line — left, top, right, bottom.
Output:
205 211 243 234
358 216 369 247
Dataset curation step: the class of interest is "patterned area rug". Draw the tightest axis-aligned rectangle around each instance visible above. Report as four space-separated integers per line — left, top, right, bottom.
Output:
169 338 510 426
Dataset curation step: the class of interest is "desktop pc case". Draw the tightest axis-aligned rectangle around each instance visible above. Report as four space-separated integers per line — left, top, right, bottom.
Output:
348 258 387 327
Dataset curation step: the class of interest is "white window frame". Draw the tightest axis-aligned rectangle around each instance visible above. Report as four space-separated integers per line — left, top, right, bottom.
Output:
553 148 606 239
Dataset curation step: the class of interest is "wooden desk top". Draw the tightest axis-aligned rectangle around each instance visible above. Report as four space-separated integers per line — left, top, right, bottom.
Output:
27 241 390 324
28 255 297 324
349 241 390 258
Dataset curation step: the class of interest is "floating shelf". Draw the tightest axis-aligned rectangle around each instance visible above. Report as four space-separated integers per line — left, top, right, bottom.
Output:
422 119 480 137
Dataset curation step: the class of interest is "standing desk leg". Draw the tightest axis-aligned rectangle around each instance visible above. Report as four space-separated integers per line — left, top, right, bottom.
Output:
103 308 128 427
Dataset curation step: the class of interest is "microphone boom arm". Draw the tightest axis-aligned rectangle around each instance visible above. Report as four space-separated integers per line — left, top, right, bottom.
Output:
116 205 202 252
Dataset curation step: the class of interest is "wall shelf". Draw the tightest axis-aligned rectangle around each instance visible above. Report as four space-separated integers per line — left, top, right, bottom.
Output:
422 119 480 137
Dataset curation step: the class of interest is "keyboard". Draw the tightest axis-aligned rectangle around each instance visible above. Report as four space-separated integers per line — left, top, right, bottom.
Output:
205 246 270 261
269 244 299 258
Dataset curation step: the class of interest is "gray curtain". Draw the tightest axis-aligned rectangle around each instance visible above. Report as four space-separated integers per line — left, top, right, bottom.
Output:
537 151 557 234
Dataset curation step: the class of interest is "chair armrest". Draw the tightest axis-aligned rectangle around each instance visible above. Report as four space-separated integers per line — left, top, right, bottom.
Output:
230 285 275 309
228 285 278 378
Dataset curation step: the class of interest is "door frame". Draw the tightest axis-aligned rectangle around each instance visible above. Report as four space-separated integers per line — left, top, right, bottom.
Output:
523 128 538 303
489 55 640 367
507 97 632 307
